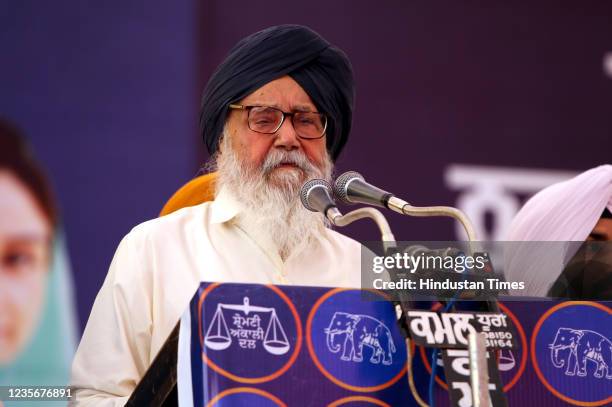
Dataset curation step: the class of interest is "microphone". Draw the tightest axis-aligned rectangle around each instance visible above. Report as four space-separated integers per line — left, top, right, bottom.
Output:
333 171 408 214
334 171 478 241
300 179 342 222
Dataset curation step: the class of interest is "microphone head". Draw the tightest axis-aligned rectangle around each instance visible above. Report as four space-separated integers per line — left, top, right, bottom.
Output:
333 171 365 204
300 179 334 212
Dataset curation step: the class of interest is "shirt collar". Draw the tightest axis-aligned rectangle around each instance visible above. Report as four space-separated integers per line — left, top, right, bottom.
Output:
210 185 285 271
210 185 242 224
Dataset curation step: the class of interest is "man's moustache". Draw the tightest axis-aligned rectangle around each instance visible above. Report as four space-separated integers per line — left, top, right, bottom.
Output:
262 152 316 175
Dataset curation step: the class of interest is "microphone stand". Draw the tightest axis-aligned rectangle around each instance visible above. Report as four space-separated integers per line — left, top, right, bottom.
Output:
387 197 477 242
329 208 433 406
332 209 432 407
386 202 496 406
333 172 498 406
327 206 396 243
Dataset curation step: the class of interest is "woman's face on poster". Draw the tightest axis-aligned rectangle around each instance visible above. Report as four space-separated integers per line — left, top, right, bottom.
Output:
0 170 50 364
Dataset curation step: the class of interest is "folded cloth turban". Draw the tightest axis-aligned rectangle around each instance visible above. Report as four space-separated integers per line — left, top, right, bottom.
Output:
504 164 612 297
199 24 355 161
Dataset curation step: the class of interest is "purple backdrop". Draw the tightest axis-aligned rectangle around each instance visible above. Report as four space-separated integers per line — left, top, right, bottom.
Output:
0 1 198 327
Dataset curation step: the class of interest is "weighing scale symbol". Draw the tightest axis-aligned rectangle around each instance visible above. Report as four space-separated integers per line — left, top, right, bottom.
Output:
498 349 516 371
204 296 290 355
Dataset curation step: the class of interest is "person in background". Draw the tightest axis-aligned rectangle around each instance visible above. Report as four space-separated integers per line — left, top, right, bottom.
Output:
504 164 612 298
0 119 78 400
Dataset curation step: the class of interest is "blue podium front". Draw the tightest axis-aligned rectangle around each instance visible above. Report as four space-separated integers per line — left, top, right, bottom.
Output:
177 282 612 407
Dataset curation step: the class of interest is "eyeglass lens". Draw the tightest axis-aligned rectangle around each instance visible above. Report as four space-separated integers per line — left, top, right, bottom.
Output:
248 106 326 138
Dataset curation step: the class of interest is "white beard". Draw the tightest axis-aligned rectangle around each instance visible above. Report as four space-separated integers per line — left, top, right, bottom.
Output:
215 131 333 261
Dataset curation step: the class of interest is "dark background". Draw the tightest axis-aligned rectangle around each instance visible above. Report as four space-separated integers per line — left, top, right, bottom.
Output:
1 1 610 330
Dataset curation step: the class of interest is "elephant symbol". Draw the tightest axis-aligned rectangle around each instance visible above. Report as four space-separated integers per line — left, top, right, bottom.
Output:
324 312 396 365
549 327 612 379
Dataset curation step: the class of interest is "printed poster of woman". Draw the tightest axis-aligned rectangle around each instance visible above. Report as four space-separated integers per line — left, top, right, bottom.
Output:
0 119 78 406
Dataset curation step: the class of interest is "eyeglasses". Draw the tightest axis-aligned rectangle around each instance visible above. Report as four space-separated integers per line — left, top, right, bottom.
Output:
228 104 327 139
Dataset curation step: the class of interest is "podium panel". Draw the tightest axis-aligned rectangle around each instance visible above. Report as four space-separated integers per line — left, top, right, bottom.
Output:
175 283 611 406
178 283 417 406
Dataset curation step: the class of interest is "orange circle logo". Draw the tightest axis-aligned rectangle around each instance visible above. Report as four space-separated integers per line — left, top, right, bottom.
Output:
306 288 407 392
327 395 391 406
530 301 612 407
206 387 285 407
198 283 302 384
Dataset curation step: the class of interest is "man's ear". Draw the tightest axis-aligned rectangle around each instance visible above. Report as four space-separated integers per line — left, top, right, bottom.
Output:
217 137 225 154
218 123 233 155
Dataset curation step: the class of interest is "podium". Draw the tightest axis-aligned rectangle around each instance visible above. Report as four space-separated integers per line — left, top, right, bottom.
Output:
128 282 612 406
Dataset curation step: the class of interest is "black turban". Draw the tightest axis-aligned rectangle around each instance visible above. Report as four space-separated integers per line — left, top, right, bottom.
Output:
199 25 355 161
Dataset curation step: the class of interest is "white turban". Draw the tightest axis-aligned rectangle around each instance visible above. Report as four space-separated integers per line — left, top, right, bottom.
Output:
504 164 612 296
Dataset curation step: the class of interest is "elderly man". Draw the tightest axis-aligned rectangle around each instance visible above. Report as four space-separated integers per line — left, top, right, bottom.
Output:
70 25 362 405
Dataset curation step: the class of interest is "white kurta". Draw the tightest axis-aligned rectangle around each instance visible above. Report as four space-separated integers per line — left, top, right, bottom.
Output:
69 187 362 406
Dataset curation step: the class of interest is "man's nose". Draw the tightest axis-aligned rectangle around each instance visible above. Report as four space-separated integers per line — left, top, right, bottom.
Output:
273 117 300 150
